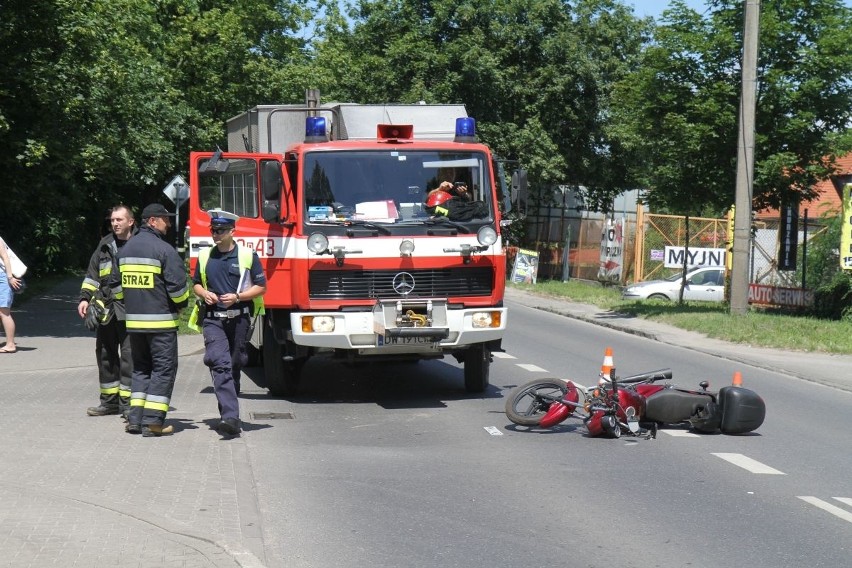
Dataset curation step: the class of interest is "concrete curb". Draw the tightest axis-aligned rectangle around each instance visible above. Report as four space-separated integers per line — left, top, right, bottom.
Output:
505 287 852 394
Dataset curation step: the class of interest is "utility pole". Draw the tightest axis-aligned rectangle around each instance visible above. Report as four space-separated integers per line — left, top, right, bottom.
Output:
730 0 761 315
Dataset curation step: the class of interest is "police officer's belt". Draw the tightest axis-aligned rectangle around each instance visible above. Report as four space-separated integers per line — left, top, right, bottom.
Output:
209 307 250 319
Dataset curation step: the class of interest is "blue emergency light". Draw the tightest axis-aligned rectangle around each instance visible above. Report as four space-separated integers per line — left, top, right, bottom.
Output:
305 116 328 143
454 117 477 142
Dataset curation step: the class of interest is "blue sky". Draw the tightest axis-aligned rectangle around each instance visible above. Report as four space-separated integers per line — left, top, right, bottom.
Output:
630 0 852 20
629 0 710 19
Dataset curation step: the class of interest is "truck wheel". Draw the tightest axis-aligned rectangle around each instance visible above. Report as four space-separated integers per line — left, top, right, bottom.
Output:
262 319 301 396
464 345 490 393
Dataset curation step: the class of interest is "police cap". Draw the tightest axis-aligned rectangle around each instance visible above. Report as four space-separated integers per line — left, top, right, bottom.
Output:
207 209 239 228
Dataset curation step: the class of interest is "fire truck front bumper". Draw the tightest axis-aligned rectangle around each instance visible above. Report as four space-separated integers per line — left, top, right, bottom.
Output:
289 300 506 352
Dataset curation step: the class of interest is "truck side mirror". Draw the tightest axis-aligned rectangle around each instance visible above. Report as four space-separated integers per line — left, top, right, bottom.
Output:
261 160 282 223
511 169 528 216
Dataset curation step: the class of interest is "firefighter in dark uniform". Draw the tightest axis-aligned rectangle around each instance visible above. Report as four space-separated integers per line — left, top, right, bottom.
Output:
190 210 266 436
78 204 138 418
116 203 190 437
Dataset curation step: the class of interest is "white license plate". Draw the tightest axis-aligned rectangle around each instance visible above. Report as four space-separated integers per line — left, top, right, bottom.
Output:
379 335 438 346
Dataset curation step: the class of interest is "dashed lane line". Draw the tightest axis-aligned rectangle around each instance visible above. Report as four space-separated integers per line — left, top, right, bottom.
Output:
712 453 785 474
660 430 700 437
797 497 852 524
492 352 515 359
515 364 548 372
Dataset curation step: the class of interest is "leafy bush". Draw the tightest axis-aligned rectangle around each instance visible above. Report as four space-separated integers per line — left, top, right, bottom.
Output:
811 271 852 321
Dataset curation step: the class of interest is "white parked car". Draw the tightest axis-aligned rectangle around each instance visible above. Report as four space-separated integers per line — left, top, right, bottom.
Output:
622 266 726 302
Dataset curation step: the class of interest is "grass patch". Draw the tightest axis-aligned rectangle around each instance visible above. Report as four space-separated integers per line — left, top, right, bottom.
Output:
509 280 852 355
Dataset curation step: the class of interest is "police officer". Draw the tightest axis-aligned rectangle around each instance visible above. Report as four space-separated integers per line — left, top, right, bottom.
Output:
116 203 190 437
191 210 266 436
78 204 138 418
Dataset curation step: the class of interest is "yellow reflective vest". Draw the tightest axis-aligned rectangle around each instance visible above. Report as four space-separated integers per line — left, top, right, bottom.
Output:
188 246 265 331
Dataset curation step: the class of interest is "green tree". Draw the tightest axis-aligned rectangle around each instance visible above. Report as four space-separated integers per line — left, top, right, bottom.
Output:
0 0 313 272
312 0 649 213
611 0 852 215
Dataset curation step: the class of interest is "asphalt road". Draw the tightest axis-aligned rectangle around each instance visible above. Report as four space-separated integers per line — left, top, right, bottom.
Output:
4 279 851 567
234 296 852 568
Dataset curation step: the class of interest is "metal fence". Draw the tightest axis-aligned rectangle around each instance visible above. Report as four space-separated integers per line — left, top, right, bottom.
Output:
513 201 828 286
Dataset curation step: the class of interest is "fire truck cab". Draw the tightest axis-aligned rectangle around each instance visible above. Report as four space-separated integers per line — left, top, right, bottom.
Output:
187 92 516 396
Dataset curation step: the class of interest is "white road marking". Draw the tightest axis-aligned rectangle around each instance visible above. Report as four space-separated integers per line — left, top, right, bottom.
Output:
797 497 852 524
484 426 503 436
492 352 515 359
516 364 548 372
833 497 852 507
660 430 700 437
712 453 785 474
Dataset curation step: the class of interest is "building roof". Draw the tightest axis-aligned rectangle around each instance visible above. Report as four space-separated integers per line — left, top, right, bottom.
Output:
755 152 852 220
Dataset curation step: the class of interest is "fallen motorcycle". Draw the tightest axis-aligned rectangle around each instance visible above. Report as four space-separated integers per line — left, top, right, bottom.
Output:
504 368 766 438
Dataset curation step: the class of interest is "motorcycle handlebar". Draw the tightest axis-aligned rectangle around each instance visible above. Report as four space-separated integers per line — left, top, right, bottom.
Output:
616 368 673 385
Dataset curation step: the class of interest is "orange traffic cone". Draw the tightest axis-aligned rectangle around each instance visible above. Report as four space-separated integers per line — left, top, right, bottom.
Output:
599 347 614 384
732 371 743 387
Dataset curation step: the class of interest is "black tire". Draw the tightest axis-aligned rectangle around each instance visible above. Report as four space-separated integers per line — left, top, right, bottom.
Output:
464 344 490 393
647 293 670 301
504 378 567 426
601 415 622 438
263 318 301 396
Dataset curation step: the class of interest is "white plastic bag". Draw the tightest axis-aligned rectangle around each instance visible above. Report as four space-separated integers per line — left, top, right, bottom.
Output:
4 245 27 278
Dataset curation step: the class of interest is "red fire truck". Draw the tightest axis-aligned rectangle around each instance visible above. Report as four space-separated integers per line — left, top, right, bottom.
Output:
187 91 520 395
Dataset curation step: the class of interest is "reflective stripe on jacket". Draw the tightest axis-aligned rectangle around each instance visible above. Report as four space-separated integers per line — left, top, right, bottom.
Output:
117 226 190 332
79 227 139 321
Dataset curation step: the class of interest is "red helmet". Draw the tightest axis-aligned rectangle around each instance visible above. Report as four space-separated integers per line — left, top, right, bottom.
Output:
425 190 452 208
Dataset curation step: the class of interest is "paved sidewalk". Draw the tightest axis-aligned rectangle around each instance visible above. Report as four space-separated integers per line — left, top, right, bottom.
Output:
505 287 852 393
0 279 266 568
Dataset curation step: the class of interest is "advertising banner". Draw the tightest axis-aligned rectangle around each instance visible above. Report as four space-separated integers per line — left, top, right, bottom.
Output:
598 217 624 283
510 249 539 284
841 184 852 271
663 246 727 268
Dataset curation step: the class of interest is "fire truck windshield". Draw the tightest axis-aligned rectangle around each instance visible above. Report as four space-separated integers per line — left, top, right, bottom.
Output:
302 150 493 223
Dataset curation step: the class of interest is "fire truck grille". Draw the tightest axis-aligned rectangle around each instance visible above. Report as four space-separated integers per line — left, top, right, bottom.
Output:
309 267 494 300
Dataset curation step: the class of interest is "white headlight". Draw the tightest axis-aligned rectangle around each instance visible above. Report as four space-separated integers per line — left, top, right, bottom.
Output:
399 239 415 256
311 316 335 333
471 312 493 328
477 226 497 247
307 232 329 254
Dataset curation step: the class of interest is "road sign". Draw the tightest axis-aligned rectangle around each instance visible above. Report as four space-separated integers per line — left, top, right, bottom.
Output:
162 174 189 204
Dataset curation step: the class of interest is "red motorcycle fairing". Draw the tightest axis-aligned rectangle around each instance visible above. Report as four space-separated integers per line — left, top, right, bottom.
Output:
586 386 647 437
539 381 581 428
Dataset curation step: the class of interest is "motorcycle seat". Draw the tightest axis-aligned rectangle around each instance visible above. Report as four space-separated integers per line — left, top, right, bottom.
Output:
644 389 709 424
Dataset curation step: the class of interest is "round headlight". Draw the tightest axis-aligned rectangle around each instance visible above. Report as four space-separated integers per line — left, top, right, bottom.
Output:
472 312 493 328
477 226 497 247
399 239 415 256
312 316 335 333
307 232 329 254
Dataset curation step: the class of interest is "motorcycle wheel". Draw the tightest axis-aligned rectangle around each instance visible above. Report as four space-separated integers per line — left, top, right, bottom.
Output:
600 415 622 438
505 378 568 426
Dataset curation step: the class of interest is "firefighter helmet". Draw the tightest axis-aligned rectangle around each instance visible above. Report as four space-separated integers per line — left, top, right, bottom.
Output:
425 190 452 208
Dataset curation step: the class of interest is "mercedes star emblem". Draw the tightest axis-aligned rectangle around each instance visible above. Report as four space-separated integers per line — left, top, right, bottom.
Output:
392 272 416 296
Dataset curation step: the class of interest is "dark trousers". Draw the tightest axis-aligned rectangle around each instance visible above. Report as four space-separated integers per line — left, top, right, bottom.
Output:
95 318 132 411
128 332 178 426
202 316 250 421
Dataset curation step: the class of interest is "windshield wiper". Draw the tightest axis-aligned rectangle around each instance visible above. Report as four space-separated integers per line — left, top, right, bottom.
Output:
343 219 392 235
424 216 471 234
